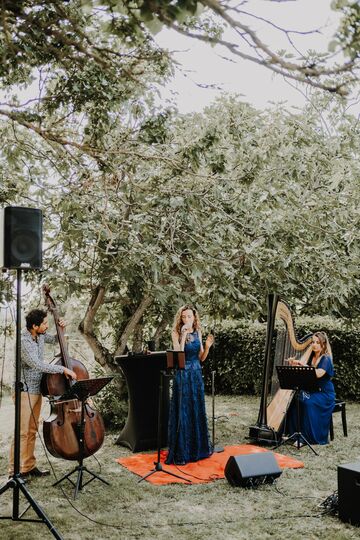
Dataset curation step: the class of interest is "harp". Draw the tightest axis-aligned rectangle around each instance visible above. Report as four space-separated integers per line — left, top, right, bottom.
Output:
249 294 313 444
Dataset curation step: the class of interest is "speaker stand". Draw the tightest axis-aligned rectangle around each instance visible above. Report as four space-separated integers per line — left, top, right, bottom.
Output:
0 269 63 539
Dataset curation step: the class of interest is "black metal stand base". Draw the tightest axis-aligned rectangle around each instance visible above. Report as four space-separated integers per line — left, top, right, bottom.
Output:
272 373 322 458
0 475 63 540
53 464 110 499
51 378 112 499
138 370 190 484
273 388 319 456
138 461 190 483
273 431 319 456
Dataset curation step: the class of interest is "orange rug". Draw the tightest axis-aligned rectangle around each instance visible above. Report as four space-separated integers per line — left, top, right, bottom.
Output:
116 444 304 485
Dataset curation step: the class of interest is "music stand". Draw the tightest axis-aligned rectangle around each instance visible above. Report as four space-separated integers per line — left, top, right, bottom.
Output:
138 354 190 483
273 365 319 456
52 377 113 498
166 350 185 369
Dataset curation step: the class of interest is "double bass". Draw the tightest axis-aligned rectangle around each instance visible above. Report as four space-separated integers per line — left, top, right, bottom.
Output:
249 294 313 444
40 284 105 460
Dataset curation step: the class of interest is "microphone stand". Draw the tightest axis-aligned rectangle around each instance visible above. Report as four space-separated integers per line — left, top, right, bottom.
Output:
138 369 190 483
211 370 224 453
0 269 63 539
210 328 223 453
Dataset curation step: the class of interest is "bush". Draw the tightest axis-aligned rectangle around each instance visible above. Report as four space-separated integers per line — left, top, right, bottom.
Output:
203 317 360 401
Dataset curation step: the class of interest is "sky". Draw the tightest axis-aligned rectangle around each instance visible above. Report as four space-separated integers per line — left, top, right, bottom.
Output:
154 0 341 113
3 1 344 115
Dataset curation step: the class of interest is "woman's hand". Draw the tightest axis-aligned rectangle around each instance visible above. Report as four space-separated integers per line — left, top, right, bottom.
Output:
287 357 301 366
181 324 191 338
205 334 214 349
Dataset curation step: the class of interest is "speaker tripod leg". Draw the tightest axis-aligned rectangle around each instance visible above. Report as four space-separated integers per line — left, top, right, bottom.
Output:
0 477 63 540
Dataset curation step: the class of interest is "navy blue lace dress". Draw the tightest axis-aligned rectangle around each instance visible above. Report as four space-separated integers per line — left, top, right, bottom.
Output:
165 331 213 465
287 355 335 445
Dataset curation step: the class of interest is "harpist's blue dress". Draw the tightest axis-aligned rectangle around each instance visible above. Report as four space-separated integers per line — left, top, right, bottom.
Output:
288 355 335 445
166 331 213 464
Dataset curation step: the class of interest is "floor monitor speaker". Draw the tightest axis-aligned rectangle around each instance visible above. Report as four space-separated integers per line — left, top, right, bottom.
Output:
225 452 282 488
338 461 360 525
0 207 42 269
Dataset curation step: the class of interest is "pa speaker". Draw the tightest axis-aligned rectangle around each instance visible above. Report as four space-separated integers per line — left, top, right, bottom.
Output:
0 207 42 269
225 452 282 488
338 461 360 525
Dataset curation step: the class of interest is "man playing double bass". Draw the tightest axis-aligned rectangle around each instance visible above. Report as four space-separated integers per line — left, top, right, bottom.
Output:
8 308 77 478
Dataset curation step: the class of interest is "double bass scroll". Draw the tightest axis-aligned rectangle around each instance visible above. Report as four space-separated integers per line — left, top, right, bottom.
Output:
248 294 313 444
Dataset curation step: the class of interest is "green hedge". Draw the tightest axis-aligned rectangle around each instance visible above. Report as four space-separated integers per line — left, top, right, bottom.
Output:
203 317 360 401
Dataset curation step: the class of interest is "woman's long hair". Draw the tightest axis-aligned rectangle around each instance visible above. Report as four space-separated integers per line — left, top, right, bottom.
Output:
172 304 202 335
303 331 333 365
314 331 333 359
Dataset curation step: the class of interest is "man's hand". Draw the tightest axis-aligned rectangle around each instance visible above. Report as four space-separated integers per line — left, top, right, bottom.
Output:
63 367 77 380
58 318 66 328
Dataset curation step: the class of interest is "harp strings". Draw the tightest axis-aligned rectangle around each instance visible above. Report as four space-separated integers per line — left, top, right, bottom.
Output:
269 311 307 401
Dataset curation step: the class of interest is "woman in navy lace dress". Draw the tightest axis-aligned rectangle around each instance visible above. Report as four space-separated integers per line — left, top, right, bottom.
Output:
287 331 335 445
166 305 214 465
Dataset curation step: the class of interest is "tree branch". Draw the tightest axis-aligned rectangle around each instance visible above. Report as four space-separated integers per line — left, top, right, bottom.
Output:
115 294 154 356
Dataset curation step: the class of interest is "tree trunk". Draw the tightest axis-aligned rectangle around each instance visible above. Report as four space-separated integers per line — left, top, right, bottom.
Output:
154 314 171 350
114 294 153 356
79 286 155 399
78 285 126 397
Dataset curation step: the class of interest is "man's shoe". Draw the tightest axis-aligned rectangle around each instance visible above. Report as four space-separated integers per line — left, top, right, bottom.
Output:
24 467 50 478
8 472 26 480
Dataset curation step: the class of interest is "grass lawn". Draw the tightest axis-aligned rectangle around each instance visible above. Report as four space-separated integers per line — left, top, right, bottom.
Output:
0 393 359 540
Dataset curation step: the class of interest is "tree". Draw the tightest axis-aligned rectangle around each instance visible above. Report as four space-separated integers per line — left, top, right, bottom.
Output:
1 0 359 155
1 1 360 409
99 0 360 95
2 94 360 384
0 0 172 154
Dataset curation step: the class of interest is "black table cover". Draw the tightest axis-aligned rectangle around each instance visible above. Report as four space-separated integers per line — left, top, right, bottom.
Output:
114 352 170 452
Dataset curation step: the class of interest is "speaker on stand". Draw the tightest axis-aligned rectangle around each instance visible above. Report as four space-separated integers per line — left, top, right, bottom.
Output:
0 206 42 269
0 206 63 539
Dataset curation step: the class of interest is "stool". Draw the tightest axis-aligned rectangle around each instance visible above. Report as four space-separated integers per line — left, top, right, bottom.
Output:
330 399 347 441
